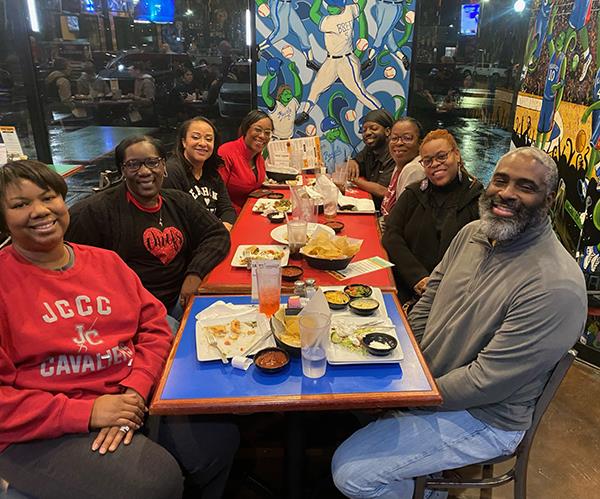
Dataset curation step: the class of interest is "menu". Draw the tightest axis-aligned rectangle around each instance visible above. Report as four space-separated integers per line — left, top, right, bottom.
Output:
0 126 24 161
267 136 322 171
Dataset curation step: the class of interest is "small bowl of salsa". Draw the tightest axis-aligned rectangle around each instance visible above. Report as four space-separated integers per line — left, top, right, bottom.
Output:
254 347 290 373
281 265 304 282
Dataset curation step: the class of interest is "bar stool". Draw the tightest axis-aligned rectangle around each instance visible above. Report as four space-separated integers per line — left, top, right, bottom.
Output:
413 349 577 499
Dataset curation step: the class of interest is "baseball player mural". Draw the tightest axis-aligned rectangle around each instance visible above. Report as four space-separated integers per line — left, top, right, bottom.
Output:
261 58 303 139
522 0 556 79
257 0 321 71
256 0 415 153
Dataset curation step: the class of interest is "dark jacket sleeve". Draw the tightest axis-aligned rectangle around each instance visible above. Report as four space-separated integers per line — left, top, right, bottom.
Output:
179 194 231 278
163 158 189 191
65 191 114 249
382 189 430 290
352 148 368 177
214 175 237 225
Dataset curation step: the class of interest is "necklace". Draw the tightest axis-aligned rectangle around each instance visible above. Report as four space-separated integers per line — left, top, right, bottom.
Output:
158 208 163 227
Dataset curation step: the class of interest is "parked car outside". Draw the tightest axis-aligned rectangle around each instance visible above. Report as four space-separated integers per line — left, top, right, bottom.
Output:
456 62 508 79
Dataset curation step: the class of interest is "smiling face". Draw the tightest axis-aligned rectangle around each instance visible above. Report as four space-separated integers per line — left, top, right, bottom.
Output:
478 153 554 241
325 127 341 142
244 117 273 155
121 141 165 206
278 87 293 105
419 138 460 187
389 121 420 167
182 120 215 168
3 179 69 254
361 121 390 150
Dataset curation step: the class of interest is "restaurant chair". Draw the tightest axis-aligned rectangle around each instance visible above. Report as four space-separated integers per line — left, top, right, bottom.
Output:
412 349 577 499
93 169 123 192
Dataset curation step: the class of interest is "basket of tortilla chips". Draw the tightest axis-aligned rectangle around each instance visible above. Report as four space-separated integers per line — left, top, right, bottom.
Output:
299 229 362 270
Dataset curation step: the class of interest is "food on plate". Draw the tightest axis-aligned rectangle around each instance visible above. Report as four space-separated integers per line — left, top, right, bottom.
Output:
302 232 361 260
237 246 285 266
324 290 350 309
330 322 394 355
343 284 373 299
264 176 301 187
253 198 292 213
203 319 259 356
348 297 380 316
254 347 289 371
277 315 301 348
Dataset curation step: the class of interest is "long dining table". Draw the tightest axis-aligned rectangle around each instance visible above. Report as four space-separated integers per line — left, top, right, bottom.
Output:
198 185 397 294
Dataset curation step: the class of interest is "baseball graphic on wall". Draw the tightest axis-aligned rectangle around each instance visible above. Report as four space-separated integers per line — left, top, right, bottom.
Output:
384 66 396 79
405 10 415 24
281 45 295 59
356 38 369 51
345 109 357 122
305 124 317 136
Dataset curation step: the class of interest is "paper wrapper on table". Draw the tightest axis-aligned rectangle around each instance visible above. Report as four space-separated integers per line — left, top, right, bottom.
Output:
337 192 376 213
231 355 253 371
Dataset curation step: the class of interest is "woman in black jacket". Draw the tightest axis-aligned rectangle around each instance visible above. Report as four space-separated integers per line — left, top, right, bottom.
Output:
383 129 483 304
164 116 237 230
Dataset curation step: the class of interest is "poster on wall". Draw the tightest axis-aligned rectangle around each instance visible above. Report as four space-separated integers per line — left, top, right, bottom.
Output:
255 0 415 172
513 0 600 261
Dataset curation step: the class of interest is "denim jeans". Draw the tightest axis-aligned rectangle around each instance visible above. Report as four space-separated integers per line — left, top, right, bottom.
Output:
332 409 525 499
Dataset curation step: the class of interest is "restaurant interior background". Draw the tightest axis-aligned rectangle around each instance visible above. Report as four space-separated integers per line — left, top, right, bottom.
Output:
2 0 600 366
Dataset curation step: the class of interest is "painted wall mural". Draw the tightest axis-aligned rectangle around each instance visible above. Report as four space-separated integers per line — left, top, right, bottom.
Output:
512 0 600 263
255 0 415 171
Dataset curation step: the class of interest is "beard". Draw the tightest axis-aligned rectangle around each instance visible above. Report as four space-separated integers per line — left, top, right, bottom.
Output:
478 192 548 242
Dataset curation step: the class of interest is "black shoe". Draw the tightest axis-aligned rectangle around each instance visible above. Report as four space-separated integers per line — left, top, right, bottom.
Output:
294 112 310 125
306 59 321 72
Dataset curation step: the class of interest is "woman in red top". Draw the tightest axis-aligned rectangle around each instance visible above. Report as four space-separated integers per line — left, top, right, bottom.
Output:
0 160 238 499
218 110 273 213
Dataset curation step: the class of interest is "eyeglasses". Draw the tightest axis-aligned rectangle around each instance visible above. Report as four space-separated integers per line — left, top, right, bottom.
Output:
122 157 165 172
419 149 453 168
390 134 416 144
249 126 272 138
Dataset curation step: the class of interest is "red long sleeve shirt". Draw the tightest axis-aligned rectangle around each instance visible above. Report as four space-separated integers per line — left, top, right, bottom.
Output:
218 136 266 213
0 244 173 451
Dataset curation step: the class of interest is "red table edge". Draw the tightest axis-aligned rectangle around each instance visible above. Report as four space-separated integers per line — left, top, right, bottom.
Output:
149 294 442 415
197 195 398 294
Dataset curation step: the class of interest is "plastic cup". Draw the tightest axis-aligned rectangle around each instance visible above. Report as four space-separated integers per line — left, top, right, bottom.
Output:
257 264 282 317
299 313 330 379
323 184 338 219
287 219 307 258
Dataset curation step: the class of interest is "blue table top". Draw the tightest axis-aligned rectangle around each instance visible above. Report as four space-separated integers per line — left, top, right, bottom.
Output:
151 293 441 414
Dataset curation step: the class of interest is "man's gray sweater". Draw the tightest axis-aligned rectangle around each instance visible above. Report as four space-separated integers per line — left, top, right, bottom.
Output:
409 219 586 431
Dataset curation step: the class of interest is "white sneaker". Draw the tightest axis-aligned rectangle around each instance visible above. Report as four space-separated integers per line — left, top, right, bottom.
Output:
580 53 593 82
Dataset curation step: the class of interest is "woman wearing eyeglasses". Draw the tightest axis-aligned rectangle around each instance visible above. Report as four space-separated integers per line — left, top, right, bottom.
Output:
217 110 273 213
382 129 483 305
380 117 427 218
67 135 230 319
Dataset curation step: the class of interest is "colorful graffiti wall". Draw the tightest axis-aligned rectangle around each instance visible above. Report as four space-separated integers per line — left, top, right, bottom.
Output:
513 0 600 260
255 0 415 171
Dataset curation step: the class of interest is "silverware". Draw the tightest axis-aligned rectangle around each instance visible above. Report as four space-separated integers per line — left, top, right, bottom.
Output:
207 333 228 364
244 331 273 357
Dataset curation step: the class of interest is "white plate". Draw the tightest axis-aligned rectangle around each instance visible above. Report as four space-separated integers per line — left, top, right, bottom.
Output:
337 194 376 214
231 245 290 268
252 198 292 213
321 286 388 319
270 223 335 245
326 317 404 365
195 310 274 361
262 176 303 189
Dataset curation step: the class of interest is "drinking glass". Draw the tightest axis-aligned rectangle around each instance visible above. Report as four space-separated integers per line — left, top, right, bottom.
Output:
323 184 338 220
299 313 330 378
287 219 307 259
332 164 348 194
256 264 282 317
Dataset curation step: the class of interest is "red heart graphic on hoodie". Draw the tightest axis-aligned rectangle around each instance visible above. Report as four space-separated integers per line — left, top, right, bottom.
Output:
143 226 184 265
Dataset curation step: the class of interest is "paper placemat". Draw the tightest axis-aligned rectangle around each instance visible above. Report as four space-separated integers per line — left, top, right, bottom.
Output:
327 257 394 281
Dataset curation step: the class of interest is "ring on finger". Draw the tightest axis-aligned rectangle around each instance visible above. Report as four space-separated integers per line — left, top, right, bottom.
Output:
119 425 130 433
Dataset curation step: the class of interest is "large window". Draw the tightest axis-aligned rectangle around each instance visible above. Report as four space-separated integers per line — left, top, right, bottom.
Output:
409 0 529 183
